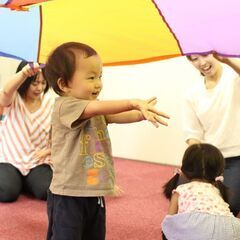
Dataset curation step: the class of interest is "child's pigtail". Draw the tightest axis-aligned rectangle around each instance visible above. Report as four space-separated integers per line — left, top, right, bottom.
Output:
163 171 180 200
215 178 229 203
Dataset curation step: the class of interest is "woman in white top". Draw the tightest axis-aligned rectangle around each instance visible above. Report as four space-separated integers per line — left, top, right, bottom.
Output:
182 53 240 216
0 61 53 202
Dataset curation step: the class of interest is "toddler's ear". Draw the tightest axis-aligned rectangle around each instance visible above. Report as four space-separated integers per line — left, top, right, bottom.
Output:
57 78 69 93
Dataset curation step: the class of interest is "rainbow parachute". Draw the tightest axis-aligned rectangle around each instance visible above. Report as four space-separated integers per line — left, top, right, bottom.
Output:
0 0 239 66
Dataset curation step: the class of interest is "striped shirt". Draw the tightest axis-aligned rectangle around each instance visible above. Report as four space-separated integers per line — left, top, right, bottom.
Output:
0 93 54 175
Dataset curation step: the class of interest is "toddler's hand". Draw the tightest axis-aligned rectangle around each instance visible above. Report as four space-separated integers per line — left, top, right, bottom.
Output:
113 185 124 197
131 97 170 127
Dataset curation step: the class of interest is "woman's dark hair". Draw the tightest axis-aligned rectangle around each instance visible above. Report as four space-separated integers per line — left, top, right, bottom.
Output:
16 60 49 98
43 42 98 96
186 53 209 61
163 143 229 203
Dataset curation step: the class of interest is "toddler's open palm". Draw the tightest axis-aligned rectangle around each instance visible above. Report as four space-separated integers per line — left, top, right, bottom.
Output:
133 97 170 127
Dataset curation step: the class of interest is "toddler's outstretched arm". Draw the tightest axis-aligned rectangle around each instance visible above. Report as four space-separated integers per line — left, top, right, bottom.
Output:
106 97 169 127
81 97 169 127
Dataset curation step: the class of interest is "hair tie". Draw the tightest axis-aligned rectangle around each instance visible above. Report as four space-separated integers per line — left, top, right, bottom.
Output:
215 176 224 182
173 168 182 176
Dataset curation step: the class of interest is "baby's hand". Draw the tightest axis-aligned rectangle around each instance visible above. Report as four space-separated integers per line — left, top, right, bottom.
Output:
21 62 41 78
131 97 170 127
113 185 124 197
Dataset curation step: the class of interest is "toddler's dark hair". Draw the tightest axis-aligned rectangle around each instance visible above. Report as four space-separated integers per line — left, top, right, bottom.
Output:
163 143 229 203
43 42 98 95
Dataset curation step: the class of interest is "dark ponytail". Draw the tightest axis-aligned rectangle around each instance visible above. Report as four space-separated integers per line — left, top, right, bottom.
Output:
163 173 180 199
215 181 229 203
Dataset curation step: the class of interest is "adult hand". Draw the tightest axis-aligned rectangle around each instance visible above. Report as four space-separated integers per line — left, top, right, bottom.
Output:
212 52 230 64
33 148 51 163
21 62 41 78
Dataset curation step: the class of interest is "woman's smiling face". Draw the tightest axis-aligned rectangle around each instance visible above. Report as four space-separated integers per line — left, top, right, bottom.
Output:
188 54 220 77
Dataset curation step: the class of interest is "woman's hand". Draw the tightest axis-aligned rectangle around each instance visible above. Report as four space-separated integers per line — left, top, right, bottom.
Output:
21 63 41 78
33 148 51 163
0 62 42 107
212 52 230 64
213 51 240 75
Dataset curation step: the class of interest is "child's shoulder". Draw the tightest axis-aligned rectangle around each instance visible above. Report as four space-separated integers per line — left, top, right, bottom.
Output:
176 181 194 188
54 96 89 108
176 181 214 192
55 96 79 103
173 182 190 195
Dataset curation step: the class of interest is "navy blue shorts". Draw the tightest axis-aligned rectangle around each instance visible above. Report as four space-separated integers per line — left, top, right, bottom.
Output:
46 191 106 240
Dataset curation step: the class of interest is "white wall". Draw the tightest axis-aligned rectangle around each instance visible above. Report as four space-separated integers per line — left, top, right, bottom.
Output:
0 57 20 85
0 56 200 166
102 57 200 166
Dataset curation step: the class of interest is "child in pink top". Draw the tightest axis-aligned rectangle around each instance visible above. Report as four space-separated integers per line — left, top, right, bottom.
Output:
162 143 240 240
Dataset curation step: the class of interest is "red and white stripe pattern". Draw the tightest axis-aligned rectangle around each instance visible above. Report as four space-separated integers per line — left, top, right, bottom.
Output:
0 93 53 175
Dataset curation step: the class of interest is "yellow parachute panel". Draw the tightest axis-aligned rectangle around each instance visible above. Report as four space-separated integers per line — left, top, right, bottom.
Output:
39 0 181 65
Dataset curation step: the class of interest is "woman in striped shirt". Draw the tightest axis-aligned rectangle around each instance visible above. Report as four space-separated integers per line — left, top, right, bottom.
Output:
0 61 53 202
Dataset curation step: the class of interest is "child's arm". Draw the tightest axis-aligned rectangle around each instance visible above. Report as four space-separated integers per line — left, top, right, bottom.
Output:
168 192 179 215
106 97 169 127
0 63 40 107
106 110 168 127
81 97 169 127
